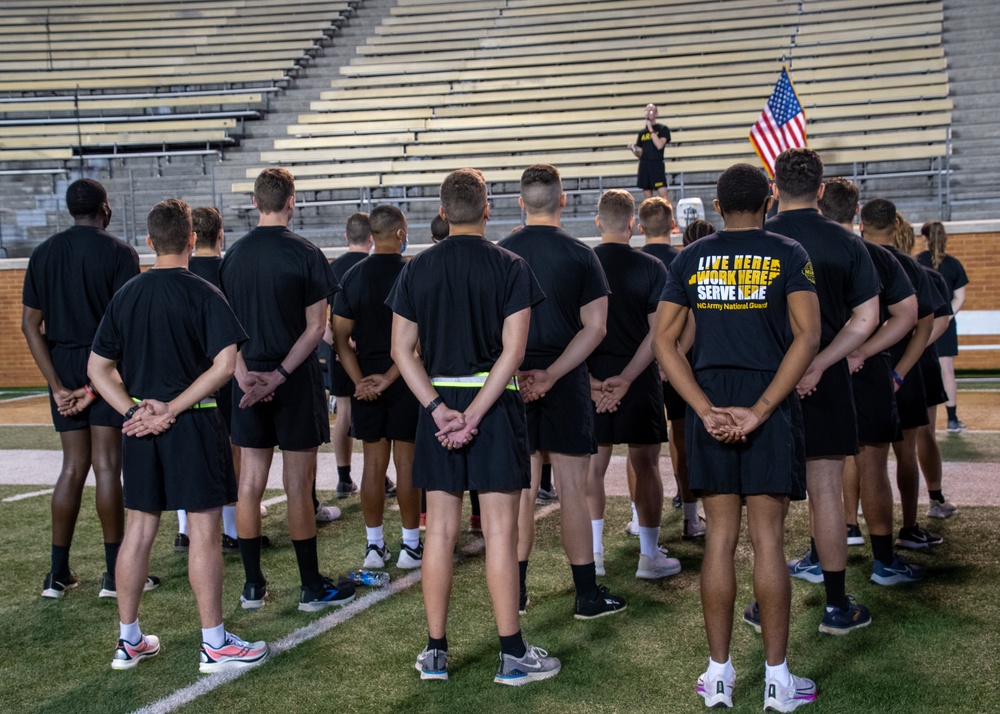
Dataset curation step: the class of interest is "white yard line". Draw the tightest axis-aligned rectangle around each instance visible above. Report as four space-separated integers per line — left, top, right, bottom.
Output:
1 487 54 502
131 502 562 714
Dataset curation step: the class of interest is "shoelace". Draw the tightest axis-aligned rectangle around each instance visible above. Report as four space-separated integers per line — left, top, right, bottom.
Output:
221 634 253 655
526 645 549 660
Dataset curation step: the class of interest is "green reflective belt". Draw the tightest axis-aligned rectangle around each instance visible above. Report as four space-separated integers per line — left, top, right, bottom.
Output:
131 397 217 409
430 371 518 391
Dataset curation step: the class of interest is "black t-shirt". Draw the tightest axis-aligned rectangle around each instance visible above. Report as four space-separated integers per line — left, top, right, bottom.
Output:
916 251 968 303
498 225 610 358
766 209 880 347
863 242 914 325
642 242 681 270
884 246 943 319
636 123 670 163
332 253 406 368
387 234 544 375
22 225 140 349
589 243 666 362
331 250 368 284
925 268 953 319
219 226 337 364
661 229 817 372
188 255 223 289
92 268 247 401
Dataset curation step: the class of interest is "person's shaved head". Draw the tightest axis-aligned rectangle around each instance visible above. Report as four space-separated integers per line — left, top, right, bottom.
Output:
519 164 563 215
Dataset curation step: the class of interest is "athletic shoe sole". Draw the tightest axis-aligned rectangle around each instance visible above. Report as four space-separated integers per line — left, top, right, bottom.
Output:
414 662 448 681
199 651 268 674
574 604 627 620
298 592 355 612
41 581 79 599
396 554 422 570
494 666 561 686
788 566 824 584
743 614 762 634
111 636 161 670
819 617 872 636
636 565 682 579
894 537 942 550
870 572 923 586
99 576 161 599
846 536 865 546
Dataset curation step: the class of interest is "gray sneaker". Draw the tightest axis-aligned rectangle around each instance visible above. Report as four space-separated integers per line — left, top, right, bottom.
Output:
414 647 448 680
494 642 560 685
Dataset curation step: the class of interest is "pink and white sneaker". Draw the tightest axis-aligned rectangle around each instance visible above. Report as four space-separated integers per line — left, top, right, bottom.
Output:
111 634 161 670
199 631 268 673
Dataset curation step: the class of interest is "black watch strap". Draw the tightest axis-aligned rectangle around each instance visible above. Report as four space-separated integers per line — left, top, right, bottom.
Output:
424 396 443 415
124 405 140 420
276 365 291 379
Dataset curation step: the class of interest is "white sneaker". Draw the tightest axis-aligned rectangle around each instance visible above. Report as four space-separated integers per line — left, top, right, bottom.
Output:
926 500 957 519
315 504 341 522
636 552 681 580
494 642 561 685
764 672 817 712
623 519 639 537
396 542 423 569
697 668 735 708
683 516 707 540
260 504 268 518
364 543 391 569
594 552 605 577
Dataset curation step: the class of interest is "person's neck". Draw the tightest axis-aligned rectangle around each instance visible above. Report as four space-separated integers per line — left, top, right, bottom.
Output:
601 231 631 245
257 212 290 228
644 235 671 245
866 232 893 247
153 252 189 269
838 221 857 233
74 217 105 229
722 213 763 231
525 213 561 228
777 199 818 212
447 222 486 237
193 247 221 257
346 244 369 253
372 242 398 255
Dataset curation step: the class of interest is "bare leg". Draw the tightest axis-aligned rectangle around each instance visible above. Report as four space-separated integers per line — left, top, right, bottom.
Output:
116 510 161 626
625 455 637 502
700 493 742 664
586 445 613 521
392 441 420 530
479 490 522 637
940 356 957 408
643 189 654 199
51 429 94 549
843 456 860 526
669 418 694 501
236 447 273 538
630 444 663 528
856 444 893 537
333 396 353 470
805 458 847 571
746 494 792 666
892 429 920 529
916 406 942 492
187 509 224 629
423 490 462 639
551 452 594 564
283 448 319 540
90 425 124 544
516 452 543 562
361 439 391 528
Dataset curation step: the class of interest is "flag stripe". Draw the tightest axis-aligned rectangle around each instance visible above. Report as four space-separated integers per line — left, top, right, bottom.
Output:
748 67 807 176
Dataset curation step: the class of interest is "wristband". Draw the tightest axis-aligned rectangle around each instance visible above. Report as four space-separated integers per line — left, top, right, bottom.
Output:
84 383 98 399
124 405 140 420
276 365 290 379
892 370 904 386
424 396 443 415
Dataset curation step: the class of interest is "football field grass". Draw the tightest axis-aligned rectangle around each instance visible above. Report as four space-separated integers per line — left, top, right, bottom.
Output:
1 485 998 713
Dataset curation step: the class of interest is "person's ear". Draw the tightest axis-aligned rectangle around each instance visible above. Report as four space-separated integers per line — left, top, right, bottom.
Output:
595 214 601 230
188 231 197 252
713 199 725 220
559 193 567 208
145 235 155 252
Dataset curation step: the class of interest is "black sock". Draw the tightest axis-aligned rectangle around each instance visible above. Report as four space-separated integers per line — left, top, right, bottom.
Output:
518 560 528 597
540 463 553 492
104 542 121 578
51 544 71 580
499 630 527 658
469 490 480 517
946 406 957 421
337 465 352 485
428 635 448 652
238 536 265 587
822 569 849 610
870 534 894 566
571 562 599 599
292 537 323 591
809 537 819 564
929 489 944 503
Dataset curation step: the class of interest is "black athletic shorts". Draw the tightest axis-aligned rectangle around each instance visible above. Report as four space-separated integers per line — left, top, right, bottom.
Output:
591 359 666 445
637 161 668 191
351 360 419 442
663 380 687 421
330 359 355 398
48 344 123 432
522 357 597 456
919 348 946 409
123 409 237 512
686 368 806 500
231 353 330 450
217 381 233 434
894 361 930 434
852 353 899 445
800 359 858 458
936 319 959 358
413 386 530 493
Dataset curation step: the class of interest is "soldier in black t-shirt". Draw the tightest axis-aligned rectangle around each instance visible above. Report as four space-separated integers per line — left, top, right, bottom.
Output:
332 205 423 572
388 168 558 685
498 165 624 620
586 190 680 581
656 164 820 710
628 103 671 199
220 168 355 613
89 198 266 673
22 178 141 600
762 149 880 635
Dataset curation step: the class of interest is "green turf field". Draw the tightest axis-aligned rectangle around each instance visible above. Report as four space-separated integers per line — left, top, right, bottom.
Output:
1 485 998 714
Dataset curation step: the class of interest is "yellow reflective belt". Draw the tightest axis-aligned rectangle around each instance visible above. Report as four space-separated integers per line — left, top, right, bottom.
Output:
430 371 519 391
131 397 217 409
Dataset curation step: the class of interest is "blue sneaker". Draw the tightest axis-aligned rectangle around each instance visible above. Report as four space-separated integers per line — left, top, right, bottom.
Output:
870 555 925 586
415 647 448 681
298 576 356 612
818 596 872 635
743 600 761 634
787 550 824 583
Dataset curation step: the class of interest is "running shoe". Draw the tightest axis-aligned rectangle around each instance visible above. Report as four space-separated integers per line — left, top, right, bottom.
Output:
174 533 190 552
494 642 560 685
787 550 824 583
574 585 626 620
926 499 958 519
763 672 817 712
818 596 872 635
364 542 391 569
111 634 160 670
385 478 397 498
298 576 356 612
697 667 735 708
743 600 762 634
683 516 707 540
397 542 423 570
946 418 966 433
315 504 342 522
895 525 943 550
636 552 682 579
240 581 268 610
469 515 482 533
623 519 640 537
41 571 78 599
415 647 448 681
199 631 268 673
519 591 530 615
846 524 865 546
260 504 268 518
594 552 605 577
98 573 161 599
221 535 240 554
672 494 683 509
335 481 358 499
870 554 925 585
536 487 558 503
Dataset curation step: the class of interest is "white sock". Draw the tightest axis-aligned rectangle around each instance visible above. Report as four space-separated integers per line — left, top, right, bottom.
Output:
120 619 141 645
630 501 638 523
591 519 604 555
765 659 792 687
222 505 237 539
177 510 188 536
365 525 384 548
202 623 226 649
707 657 735 679
401 527 420 549
683 501 699 523
638 526 660 558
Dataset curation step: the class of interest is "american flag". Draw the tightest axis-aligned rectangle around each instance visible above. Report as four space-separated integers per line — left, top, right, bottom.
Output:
750 67 807 177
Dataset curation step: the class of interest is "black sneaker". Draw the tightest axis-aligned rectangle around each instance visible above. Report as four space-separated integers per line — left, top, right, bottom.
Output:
743 600 761 633
896 525 944 550
222 535 270 553
519 590 530 615
385 478 397 498
336 481 358 499
174 533 190 552
672 494 682 509
298 576 356 612
846 524 865 546
818 595 872 635
98 572 161 599
41 571 79 599
574 585 627 620
241 581 268 610
535 487 558 503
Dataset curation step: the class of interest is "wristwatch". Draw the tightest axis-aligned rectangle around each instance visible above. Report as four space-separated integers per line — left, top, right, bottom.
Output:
124 405 140 420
